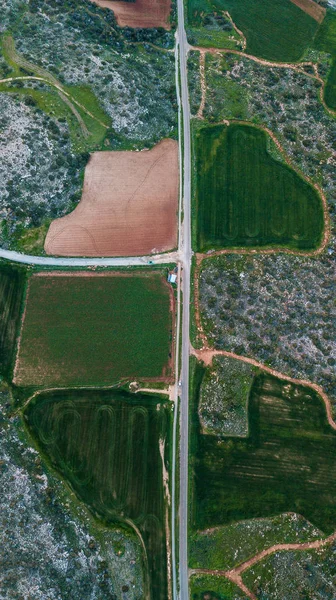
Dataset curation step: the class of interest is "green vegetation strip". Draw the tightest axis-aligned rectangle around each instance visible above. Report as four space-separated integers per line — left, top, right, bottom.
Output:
190 573 248 599
314 8 336 110
15 272 174 387
24 388 172 600
187 0 319 61
191 364 336 535
195 124 323 252
0 263 27 376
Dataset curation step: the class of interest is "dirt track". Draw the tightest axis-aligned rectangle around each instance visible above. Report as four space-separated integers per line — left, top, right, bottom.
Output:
45 139 178 257
193 45 336 120
90 0 171 29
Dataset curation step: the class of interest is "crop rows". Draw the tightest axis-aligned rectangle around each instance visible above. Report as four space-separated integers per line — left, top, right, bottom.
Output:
195 124 323 252
192 367 336 535
25 389 172 600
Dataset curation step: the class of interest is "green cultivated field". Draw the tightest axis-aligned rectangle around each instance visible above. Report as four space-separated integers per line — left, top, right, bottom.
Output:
195 124 323 252
14 272 174 387
0 263 26 375
24 389 172 600
187 0 318 60
191 364 336 535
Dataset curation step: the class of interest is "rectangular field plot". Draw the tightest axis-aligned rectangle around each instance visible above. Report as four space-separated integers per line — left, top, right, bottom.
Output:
191 364 336 535
195 124 324 252
14 271 174 386
24 389 172 600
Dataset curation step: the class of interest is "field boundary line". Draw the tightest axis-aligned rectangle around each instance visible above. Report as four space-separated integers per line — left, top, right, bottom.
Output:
194 119 330 255
196 51 206 119
12 277 31 385
222 11 246 51
16 378 131 414
125 518 151 600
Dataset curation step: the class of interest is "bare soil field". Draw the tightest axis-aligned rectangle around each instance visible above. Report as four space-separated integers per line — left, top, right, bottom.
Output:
289 0 325 23
44 139 178 257
90 0 172 29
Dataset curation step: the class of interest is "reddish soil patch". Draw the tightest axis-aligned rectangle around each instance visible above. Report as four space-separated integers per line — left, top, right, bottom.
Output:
45 139 178 257
90 0 172 29
289 0 325 23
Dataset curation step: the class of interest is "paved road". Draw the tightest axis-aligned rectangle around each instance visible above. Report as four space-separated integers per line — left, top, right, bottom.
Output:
176 0 192 597
0 248 180 267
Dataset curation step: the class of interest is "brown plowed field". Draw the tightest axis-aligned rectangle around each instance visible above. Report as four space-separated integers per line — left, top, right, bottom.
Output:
44 139 178 257
289 0 325 23
90 0 172 29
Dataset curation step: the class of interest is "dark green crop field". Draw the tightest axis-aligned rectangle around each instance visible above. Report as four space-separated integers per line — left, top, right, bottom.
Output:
24 388 173 600
187 0 318 60
0 263 26 375
314 9 336 110
14 272 174 387
191 363 336 535
195 124 323 252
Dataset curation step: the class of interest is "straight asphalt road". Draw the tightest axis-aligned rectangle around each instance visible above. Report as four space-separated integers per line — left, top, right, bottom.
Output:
176 0 192 597
0 248 180 267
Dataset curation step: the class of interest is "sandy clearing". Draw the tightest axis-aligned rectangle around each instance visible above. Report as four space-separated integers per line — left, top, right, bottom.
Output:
289 0 326 23
90 0 172 29
45 139 178 257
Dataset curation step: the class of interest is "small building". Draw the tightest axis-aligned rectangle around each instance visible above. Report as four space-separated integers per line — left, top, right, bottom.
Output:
168 273 177 284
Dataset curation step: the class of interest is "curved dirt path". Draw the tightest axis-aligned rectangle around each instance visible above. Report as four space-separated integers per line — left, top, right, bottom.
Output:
222 11 246 51
191 529 336 600
191 347 336 431
193 45 336 119
190 344 336 599
0 75 109 133
1 35 109 131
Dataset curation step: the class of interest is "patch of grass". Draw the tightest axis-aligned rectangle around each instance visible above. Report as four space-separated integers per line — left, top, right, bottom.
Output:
12 221 50 255
191 370 336 534
0 263 26 376
204 56 249 122
186 0 319 61
186 9 243 49
314 8 336 109
195 124 324 251
199 356 255 436
14 271 174 387
190 573 248 599
24 388 173 600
